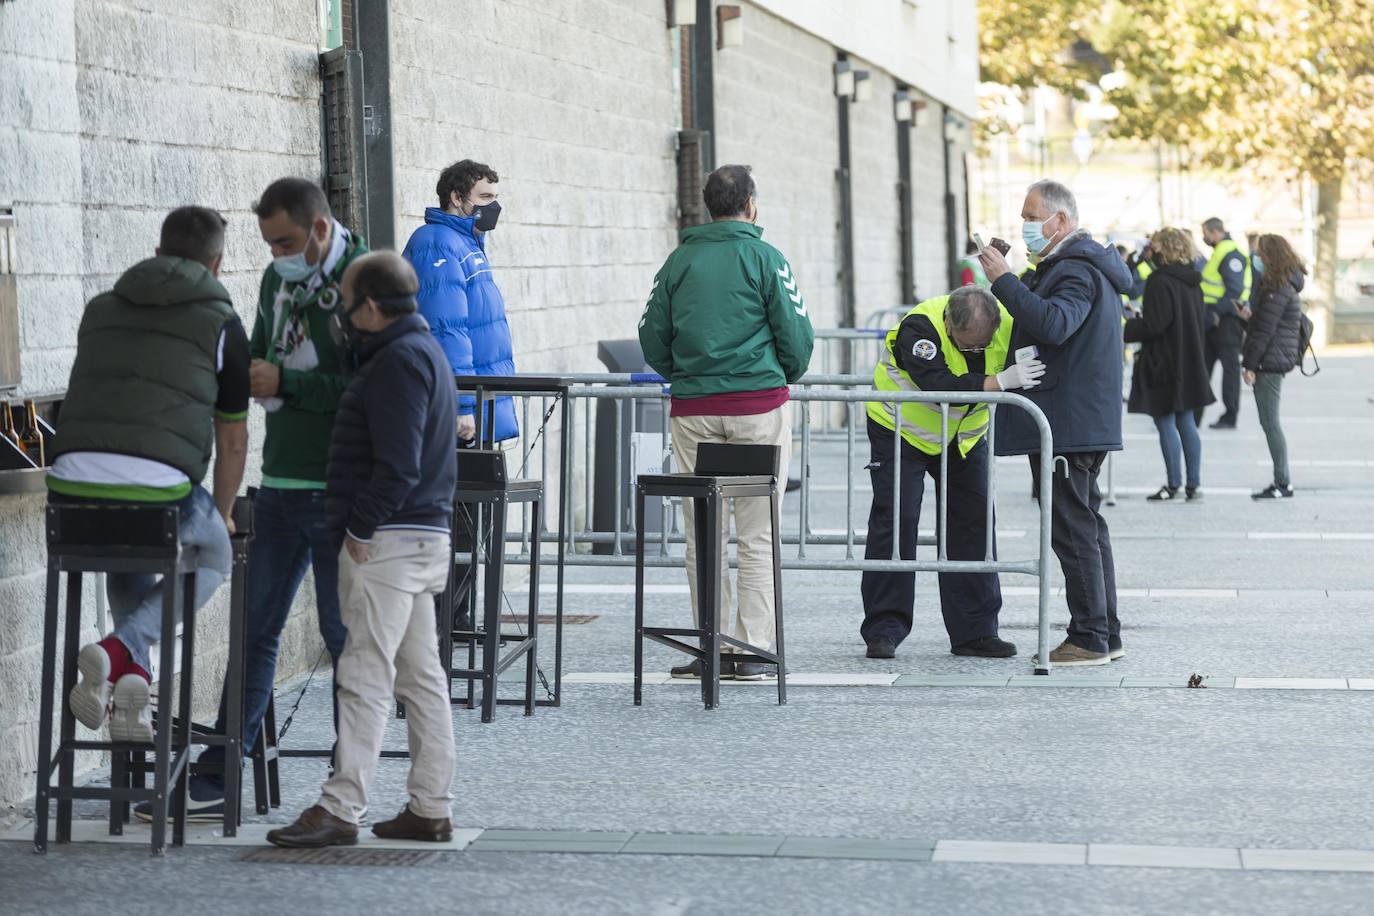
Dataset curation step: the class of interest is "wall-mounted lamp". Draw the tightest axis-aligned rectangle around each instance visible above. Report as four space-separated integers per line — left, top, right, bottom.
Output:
913 99 930 127
834 60 854 98
943 111 967 143
893 89 913 123
668 0 695 26
717 5 742 48
852 69 872 103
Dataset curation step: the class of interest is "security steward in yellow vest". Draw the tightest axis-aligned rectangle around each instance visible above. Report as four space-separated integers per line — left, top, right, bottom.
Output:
861 287 1045 659
1198 218 1252 429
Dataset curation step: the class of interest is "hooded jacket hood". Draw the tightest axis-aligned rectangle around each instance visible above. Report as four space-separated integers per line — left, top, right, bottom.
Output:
113 256 232 309
1043 232 1134 296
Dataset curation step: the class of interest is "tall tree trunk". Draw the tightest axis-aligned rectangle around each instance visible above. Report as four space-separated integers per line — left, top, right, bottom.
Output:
1313 174 1342 347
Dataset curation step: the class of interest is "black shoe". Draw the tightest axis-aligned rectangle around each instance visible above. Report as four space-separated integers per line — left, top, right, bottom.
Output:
732 661 777 681
1252 483 1294 500
865 638 897 659
1208 418 1236 429
134 775 226 823
952 636 1017 658
1147 485 1180 501
1185 486 1202 501
786 477 802 493
669 658 735 679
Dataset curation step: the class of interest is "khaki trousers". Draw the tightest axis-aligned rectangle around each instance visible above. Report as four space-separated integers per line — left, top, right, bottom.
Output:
319 530 454 824
670 406 791 651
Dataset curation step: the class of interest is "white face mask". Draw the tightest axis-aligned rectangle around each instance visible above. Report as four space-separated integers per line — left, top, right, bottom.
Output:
273 233 320 284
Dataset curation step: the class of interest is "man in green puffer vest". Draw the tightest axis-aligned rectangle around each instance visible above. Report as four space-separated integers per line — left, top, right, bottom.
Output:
639 164 814 681
50 206 250 743
860 287 1044 661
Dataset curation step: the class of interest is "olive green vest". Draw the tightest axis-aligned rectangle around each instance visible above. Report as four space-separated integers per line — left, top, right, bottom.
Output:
866 296 1013 457
1200 238 1251 305
52 257 237 484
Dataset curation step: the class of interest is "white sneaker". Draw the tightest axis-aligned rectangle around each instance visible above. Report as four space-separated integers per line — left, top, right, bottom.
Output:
69 643 113 730
109 674 154 743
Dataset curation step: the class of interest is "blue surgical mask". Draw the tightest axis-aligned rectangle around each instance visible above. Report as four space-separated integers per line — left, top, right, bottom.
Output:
273 234 320 284
1252 253 1264 272
1022 220 1049 256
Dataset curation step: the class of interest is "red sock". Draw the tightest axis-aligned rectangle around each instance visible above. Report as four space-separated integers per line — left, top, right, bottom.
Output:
97 636 133 683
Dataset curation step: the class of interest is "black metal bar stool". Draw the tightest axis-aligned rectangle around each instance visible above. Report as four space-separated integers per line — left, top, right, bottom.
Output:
438 448 542 723
634 443 787 710
35 503 205 855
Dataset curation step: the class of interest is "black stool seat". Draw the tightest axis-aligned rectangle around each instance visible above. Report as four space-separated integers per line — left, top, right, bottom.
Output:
637 473 776 498
634 445 787 710
36 502 214 855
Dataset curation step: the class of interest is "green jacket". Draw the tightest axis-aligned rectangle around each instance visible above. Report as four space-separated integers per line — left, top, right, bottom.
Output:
638 221 814 399
51 257 238 493
250 227 368 487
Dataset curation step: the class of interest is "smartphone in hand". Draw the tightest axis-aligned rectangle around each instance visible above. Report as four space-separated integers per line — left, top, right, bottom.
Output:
989 237 1011 256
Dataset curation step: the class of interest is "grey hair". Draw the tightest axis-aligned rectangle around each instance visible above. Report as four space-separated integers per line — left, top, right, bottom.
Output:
1027 179 1078 224
946 287 1000 336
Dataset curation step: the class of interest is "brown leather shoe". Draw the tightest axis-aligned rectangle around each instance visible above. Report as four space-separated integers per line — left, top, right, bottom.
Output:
371 805 453 843
266 805 359 848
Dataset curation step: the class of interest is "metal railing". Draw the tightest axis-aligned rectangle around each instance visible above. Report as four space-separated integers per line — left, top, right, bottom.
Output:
476 371 1058 673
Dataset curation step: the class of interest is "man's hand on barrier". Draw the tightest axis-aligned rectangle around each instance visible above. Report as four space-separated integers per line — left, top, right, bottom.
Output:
990 358 1046 391
457 414 476 443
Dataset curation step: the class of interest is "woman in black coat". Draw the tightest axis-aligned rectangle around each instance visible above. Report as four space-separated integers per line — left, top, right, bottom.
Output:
1243 234 1307 499
1124 227 1214 501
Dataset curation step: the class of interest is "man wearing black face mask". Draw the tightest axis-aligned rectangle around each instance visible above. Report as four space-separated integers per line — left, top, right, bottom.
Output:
403 159 518 634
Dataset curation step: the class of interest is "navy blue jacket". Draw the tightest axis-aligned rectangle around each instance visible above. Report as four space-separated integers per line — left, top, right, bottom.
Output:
326 313 458 548
402 207 519 441
990 232 1133 456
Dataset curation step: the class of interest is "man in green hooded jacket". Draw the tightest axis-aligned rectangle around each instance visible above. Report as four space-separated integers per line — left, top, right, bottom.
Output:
638 164 814 681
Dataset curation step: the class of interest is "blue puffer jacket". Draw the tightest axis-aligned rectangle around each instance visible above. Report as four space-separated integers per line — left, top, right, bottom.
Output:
402 207 519 442
990 232 1133 456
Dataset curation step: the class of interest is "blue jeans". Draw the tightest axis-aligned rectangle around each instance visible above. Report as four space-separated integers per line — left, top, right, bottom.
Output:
199 487 347 780
1154 410 1202 489
91 486 232 671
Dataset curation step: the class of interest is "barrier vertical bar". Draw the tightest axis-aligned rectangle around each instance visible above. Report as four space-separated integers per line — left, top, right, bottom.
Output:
845 400 855 560
938 403 949 561
540 396 551 535
985 404 997 562
583 393 593 539
1035 437 1055 674
797 389 810 559
628 396 639 535
613 396 623 556
891 408 901 562
520 395 531 555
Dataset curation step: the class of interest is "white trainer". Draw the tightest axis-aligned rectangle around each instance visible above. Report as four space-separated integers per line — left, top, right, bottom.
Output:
109 674 154 743
69 643 113 730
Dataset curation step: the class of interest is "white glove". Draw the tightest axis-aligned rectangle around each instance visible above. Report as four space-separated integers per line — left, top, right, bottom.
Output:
994 358 1046 391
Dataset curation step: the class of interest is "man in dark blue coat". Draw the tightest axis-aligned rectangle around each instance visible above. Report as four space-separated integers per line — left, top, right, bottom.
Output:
978 179 1132 667
269 251 459 848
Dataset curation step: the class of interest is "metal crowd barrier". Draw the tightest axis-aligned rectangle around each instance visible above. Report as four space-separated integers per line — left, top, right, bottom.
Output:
488 371 1058 674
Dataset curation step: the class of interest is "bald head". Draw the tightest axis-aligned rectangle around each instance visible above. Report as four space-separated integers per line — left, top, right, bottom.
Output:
343 251 419 317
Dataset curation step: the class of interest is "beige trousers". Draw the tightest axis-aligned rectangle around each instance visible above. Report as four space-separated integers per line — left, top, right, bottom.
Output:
670 406 791 651
319 530 454 824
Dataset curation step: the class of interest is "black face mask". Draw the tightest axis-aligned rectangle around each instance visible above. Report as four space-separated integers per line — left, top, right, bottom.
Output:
331 298 369 350
471 199 502 232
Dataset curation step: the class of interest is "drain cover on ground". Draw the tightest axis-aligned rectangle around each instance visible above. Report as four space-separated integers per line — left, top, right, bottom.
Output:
239 847 448 867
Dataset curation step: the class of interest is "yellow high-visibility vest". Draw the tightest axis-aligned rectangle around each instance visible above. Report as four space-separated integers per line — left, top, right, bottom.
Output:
866 296 1013 457
1200 238 1251 305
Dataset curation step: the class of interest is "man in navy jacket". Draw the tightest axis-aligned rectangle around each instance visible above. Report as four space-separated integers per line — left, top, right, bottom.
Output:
978 179 1132 667
269 251 459 848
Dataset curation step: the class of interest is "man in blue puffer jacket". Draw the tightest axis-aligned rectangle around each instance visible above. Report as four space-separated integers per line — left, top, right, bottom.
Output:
402 159 518 445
